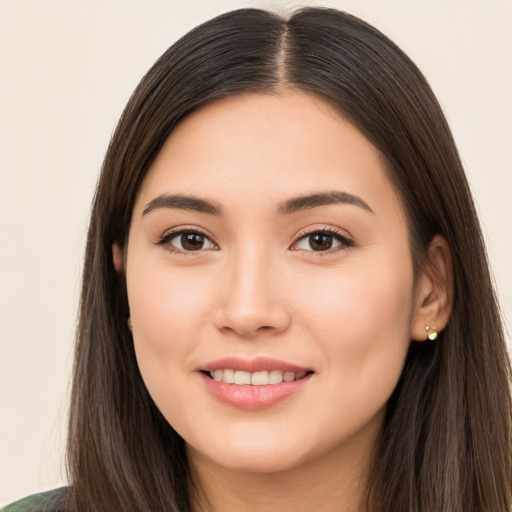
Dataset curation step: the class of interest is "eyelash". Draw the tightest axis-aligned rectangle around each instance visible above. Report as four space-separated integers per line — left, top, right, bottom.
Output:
155 227 354 255
292 227 354 254
155 228 218 255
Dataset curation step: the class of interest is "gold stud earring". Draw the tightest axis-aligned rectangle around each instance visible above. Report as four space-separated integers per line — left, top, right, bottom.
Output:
425 325 438 341
127 318 133 332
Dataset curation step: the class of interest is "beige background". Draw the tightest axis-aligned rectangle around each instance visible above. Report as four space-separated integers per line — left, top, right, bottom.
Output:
1 0 511 505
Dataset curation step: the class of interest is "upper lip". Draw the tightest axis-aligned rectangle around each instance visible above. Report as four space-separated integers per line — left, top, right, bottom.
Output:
200 356 312 373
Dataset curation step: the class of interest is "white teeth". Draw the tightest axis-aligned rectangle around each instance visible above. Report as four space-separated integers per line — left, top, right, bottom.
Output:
207 369 308 385
283 372 295 382
234 371 251 385
223 368 235 383
269 370 284 384
251 371 269 386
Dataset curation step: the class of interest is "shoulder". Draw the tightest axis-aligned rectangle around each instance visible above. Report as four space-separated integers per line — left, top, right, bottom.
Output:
1 488 68 512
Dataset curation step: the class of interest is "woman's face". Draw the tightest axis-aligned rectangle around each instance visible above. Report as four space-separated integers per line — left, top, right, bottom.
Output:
124 92 421 474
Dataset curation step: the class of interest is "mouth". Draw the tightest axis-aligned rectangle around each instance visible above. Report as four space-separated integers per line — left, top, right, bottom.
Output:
199 358 314 409
204 369 311 385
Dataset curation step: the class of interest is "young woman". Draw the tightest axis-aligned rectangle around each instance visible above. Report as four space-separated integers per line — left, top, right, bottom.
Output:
4 7 511 512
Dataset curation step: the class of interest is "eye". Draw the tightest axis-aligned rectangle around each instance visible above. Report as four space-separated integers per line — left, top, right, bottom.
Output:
293 229 353 252
157 230 216 252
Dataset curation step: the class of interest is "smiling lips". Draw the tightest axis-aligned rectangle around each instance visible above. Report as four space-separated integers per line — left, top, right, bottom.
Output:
201 357 313 409
209 369 308 385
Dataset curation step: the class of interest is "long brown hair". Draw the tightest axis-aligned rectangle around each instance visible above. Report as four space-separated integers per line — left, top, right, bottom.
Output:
67 8 511 511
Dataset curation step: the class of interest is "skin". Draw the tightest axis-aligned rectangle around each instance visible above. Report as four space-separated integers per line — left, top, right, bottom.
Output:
114 92 452 512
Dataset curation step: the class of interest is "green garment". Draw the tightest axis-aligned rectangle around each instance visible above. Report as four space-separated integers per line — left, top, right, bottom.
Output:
1 488 67 512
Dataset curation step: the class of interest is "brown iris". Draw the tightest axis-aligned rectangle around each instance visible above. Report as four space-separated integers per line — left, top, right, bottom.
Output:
181 233 205 251
309 233 334 251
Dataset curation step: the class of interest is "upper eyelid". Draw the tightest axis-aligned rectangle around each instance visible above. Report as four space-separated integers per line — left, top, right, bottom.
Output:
159 226 214 240
155 226 218 248
294 226 353 241
291 227 354 251
154 225 353 249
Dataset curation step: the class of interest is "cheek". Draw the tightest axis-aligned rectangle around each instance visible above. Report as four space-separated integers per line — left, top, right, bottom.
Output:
125 258 216 393
296 253 415 394
298 255 414 332
126 267 218 430
128 260 212 336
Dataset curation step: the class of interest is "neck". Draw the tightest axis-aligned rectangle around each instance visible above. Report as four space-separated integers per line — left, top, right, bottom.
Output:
188 429 378 512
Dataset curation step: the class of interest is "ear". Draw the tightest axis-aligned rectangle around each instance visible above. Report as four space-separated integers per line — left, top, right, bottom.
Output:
112 243 125 274
411 235 453 341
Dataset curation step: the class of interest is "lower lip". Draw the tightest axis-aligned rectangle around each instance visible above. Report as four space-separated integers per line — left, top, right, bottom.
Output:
201 372 312 410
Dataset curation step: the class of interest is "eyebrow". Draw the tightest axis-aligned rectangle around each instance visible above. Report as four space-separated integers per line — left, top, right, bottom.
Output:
142 190 373 218
143 194 223 216
278 191 374 215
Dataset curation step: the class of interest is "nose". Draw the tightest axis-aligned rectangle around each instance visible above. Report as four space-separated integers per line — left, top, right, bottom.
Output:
213 249 291 339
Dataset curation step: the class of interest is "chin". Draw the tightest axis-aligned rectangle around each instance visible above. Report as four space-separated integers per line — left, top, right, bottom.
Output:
190 444 310 474
185 427 315 474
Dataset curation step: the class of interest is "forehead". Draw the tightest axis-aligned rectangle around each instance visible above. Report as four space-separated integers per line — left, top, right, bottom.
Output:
136 92 404 222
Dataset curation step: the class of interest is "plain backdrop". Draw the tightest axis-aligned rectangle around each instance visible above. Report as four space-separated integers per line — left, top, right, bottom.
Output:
1 0 511 505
